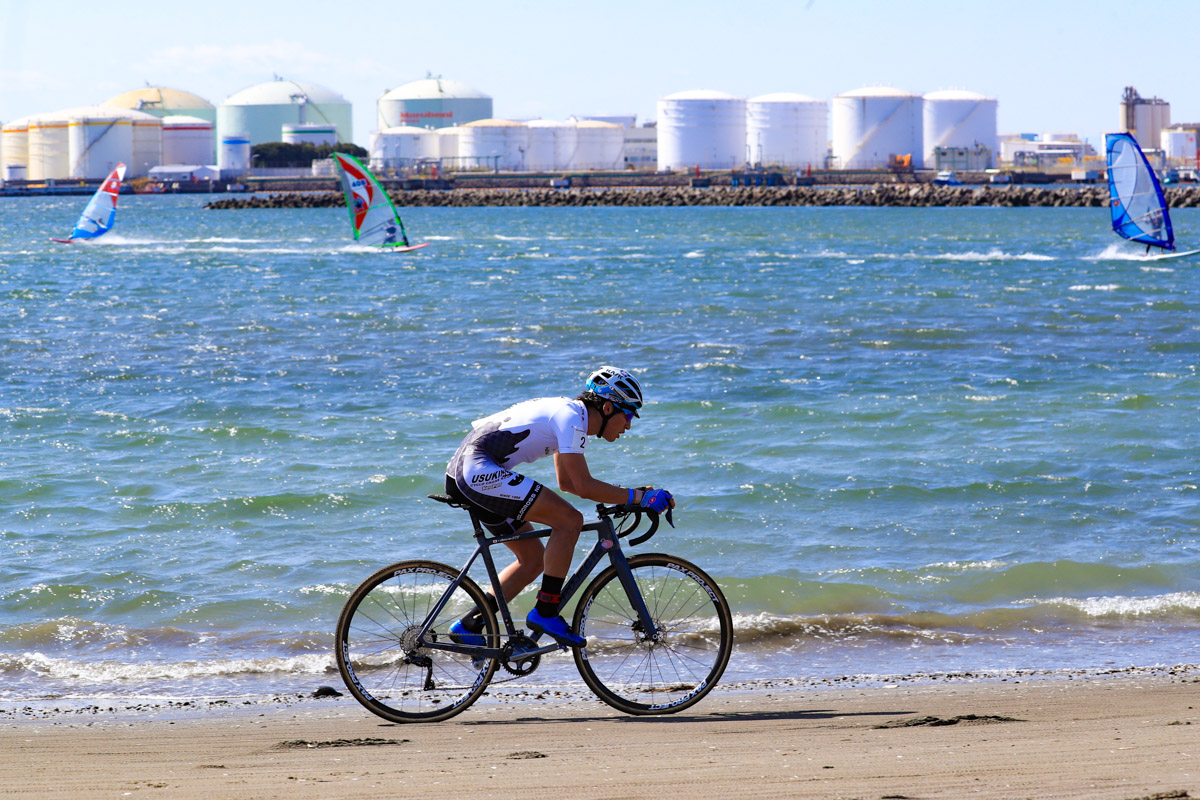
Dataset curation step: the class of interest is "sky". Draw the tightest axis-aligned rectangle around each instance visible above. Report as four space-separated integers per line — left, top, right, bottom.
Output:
2 0 1199 150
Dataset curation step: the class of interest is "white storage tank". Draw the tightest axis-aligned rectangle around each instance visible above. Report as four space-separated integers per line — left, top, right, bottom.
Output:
377 77 492 131
218 79 352 147
526 120 576 170
922 89 997 169
523 121 560 171
571 120 624 170
436 126 463 161
1 116 31 175
28 111 75 181
746 92 827 168
656 89 746 171
105 87 215 124
106 87 215 164
369 125 438 168
831 86 923 170
282 123 337 145
129 113 163 178
218 132 251 174
1163 128 1198 162
458 119 530 171
162 115 214 166
68 113 133 179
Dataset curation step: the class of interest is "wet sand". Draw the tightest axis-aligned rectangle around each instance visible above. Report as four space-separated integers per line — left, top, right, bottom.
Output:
3 672 1199 799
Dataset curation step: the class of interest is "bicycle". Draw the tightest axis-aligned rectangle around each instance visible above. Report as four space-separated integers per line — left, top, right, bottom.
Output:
335 494 733 723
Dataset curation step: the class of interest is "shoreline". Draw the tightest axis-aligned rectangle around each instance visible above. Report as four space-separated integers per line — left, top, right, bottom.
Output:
4 667 1198 799
4 662 1196 723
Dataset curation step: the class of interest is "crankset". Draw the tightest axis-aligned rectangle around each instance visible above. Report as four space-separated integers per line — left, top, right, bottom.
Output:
500 634 541 675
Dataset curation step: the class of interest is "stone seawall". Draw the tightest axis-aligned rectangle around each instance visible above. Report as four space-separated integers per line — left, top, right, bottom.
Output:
205 185 1200 210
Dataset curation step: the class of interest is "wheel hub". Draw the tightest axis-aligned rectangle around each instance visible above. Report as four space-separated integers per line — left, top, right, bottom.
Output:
397 624 425 655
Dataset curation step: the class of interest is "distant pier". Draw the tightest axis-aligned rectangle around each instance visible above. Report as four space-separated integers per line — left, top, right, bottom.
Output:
205 184 1200 210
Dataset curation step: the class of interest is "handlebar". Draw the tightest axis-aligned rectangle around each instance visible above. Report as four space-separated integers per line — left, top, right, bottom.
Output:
595 503 674 546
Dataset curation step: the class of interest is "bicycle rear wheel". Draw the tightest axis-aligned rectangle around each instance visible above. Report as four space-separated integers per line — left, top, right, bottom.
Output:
572 553 732 715
335 559 498 723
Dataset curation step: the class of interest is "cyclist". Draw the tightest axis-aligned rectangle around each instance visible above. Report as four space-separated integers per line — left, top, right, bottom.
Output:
444 366 674 648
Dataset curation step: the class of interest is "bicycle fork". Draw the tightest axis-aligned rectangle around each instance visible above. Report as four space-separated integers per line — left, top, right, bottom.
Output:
563 530 660 641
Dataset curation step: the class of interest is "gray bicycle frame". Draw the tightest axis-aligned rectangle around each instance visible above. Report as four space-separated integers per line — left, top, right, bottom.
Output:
416 505 658 662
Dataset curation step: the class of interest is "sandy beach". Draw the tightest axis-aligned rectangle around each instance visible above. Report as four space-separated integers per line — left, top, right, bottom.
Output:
3 670 1198 800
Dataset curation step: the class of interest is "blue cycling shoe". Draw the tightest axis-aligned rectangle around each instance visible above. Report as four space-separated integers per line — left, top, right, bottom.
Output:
526 609 586 648
448 619 485 647
448 620 487 670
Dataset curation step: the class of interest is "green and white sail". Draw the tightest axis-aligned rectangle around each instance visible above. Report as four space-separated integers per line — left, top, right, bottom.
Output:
332 152 411 247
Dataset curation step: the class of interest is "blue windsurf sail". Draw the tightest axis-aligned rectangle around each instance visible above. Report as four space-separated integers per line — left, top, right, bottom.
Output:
1106 133 1174 251
65 163 127 241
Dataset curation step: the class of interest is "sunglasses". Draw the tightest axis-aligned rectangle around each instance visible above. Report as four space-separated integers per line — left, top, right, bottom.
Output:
614 403 637 423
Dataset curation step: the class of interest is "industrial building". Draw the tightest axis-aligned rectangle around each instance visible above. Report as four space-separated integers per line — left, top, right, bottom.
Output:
2 106 162 180
831 86 924 170
161 115 214 166
746 92 826 169
104 87 216 126
1119 87 1169 152
657 90 747 171
217 78 352 148
923 89 997 169
377 77 492 131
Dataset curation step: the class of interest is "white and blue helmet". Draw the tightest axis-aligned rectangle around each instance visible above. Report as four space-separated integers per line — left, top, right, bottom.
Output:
585 366 644 417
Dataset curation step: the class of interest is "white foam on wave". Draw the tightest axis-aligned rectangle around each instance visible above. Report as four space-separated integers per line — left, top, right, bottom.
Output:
1068 283 1120 292
935 250 1056 262
1086 243 1177 265
1020 591 1200 617
7 651 333 684
925 560 1011 572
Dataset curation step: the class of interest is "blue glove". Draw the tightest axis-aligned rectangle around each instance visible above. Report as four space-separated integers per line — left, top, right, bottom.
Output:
639 488 673 513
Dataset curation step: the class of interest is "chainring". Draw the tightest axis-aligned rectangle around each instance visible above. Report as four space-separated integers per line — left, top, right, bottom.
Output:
501 634 541 675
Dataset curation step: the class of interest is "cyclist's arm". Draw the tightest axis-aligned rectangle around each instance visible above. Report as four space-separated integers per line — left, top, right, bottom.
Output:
554 452 644 505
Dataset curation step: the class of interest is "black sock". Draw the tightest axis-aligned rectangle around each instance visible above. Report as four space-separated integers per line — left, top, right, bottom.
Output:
460 592 499 634
535 575 565 618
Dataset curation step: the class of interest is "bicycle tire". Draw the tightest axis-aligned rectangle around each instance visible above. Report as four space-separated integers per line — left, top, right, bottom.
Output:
335 559 498 723
572 552 732 715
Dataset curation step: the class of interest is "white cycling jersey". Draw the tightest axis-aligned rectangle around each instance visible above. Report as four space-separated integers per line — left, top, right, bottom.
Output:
465 396 588 466
445 397 589 528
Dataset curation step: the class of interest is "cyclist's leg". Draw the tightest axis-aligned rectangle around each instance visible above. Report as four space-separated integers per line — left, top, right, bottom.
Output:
443 472 543 630
522 489 586 646
496 533 544 599
521 488 582 578
448 459 584 645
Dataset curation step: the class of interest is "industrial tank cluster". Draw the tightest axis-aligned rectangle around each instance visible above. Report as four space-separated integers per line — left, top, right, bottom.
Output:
371 117 625 172
369 77 627 172
0 78 358 181
1 76 1000 181
656 87 998 171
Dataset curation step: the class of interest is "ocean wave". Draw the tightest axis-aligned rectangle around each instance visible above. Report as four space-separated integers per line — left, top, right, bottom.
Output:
1019 591 1200 618
933 250 1056 262
0 651 333 684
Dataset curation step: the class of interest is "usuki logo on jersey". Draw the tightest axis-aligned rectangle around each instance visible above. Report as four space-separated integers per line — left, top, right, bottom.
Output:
469 469 522 488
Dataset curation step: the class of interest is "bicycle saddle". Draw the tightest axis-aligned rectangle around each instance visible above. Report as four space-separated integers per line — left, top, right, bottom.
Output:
427 493 472 509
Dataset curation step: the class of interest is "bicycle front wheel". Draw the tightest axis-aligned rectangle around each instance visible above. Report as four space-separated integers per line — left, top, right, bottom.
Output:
335 559 498 723
572 553 732 715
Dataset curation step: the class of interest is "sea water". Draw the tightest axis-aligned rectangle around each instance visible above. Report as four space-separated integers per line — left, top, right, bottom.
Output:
2 195 1199 703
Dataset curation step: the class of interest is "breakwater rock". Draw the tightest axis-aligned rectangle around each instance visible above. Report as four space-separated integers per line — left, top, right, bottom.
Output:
205 185 1200 210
